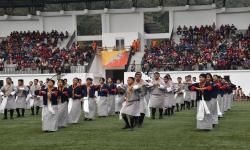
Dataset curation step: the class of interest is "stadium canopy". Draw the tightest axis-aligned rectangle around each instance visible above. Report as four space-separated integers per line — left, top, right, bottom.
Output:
0 0 248 14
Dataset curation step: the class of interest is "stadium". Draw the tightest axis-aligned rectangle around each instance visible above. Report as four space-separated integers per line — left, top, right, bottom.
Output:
0 0 249 150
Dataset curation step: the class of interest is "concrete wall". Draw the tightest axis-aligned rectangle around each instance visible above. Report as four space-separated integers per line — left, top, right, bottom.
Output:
125 70 250 96
173 10 216 30
0 17 43 37
43 16 74 33
109 13 141 33
216 12 250 29
0 15 76 37
102 32 139 49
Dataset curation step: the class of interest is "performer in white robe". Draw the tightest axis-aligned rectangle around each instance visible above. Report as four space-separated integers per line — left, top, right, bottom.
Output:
134 72 148 127
189 74 213 131
226 80 236 111
115 83 125 114
183 75 192 110
0 77 17 120
97 78 109 117
120 77 141 131
15 79 29 117
82 78 97 121
222 78 230 112
107 78 116 116
148 72 165 119
163 74 175 116
213 75 224 119
30 79 41 115
191 77 197 107
174 77 185 112
68 78 82 124
206 73 219 127
38 79 59 132
57 79 69 128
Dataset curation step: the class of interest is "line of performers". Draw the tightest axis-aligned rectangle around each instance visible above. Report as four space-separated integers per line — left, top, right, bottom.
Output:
0 72 236 132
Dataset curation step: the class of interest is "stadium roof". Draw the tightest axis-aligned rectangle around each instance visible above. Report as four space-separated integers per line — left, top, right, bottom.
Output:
0 0 249 14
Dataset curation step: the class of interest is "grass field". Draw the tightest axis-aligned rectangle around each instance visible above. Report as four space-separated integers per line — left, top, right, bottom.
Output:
0 101 250 150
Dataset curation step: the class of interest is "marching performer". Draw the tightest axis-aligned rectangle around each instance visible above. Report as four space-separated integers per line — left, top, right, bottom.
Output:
206 73 219 127
222 78 230 112
226 80 236 111
120 77 141 131
189 74 213 131
148 72 165 119
218 76 226 116
174 77 185 111
30 79 41 115
183 75 192 110
15 79 29 117
163 74 175 116
38 79 59 132
68 78 82 124
107 78 117 115
82 78 97 121
134 72 148 127
0 77 17 120
115 81 125 114
57 79 69 128
191 76 197 107
213 75 224 119
96 78 109 117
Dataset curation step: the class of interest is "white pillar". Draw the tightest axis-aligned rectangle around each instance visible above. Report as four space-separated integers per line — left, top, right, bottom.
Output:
138 11 145 51
72 14 77 35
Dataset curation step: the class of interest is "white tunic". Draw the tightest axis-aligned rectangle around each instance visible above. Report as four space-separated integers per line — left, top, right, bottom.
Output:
16 86 29 109
148 79 165 108
42 105 58 131
1 84 17 109
120 85 141 116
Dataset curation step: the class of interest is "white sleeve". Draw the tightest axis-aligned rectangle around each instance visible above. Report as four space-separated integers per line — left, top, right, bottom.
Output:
166 87 173 92
159 84 165 89
133 85 140 90
11 91 16 96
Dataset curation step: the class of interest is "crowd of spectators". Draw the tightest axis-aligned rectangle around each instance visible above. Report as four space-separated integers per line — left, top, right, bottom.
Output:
0 30 95 74
141 24 250 72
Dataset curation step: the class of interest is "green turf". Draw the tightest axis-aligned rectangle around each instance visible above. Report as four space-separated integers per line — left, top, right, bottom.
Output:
0 101 250 150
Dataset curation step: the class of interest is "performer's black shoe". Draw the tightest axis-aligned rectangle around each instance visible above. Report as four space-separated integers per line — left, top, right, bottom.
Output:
159 115 163 119
84 118 88 121
2 117 7 120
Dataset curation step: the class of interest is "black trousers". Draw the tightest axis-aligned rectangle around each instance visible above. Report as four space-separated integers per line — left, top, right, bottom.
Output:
31 106 40 115
3 109 14 119
16 108 25 117
122 114 135 129
151 108 163 119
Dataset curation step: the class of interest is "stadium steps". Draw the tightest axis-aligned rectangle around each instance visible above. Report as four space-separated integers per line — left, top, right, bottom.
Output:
58 36 72 49
172 32 181 44
127 52 145 72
